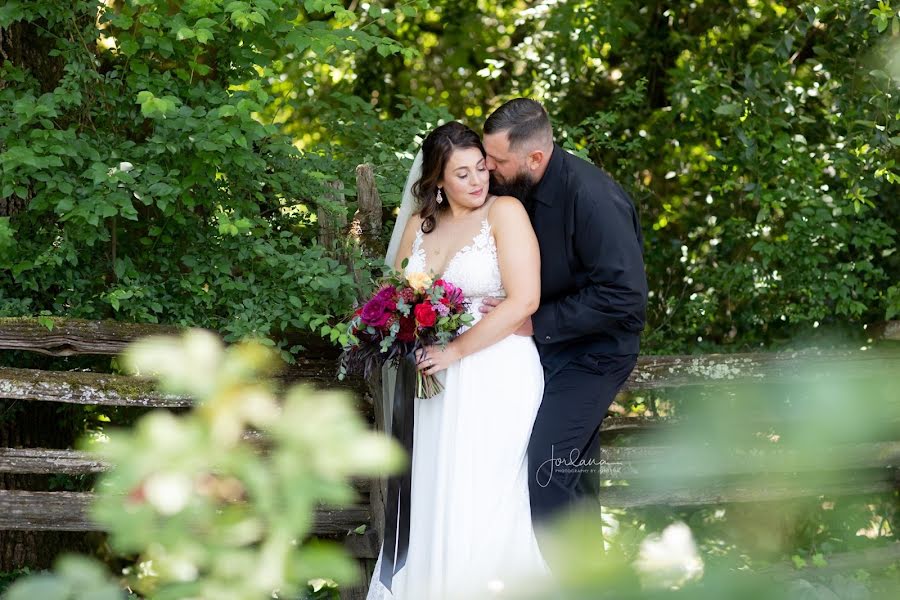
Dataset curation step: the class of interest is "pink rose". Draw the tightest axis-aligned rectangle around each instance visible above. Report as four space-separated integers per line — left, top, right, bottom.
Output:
360 294 395 328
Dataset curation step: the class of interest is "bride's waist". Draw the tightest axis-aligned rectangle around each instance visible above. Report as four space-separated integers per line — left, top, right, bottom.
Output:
458 292 511 333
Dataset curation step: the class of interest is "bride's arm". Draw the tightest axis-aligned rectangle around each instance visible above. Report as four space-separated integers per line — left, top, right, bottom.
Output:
392 215 423 272
426 196 540 367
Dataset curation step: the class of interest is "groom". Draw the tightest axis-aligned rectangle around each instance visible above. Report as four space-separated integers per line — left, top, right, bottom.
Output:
480 99 648 543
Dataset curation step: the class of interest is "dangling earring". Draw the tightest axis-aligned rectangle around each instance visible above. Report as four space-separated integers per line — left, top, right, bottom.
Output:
436 188 444 204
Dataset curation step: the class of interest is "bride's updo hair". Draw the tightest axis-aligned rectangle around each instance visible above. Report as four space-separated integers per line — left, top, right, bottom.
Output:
413 121 486 234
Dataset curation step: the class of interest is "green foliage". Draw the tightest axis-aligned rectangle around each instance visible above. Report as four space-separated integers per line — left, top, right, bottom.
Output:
0 0 427 357
335 0 900 353
516 0 900 351
8 1 894 354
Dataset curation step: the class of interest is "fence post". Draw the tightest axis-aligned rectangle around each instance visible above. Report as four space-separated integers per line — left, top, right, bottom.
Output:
318 179 347 250
351 164 384 258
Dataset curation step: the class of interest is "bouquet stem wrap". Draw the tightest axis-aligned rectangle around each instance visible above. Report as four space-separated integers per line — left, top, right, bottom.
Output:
379 351 416 591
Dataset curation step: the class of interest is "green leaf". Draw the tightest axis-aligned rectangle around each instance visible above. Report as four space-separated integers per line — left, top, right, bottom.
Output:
109 13 133 29
138 12 161 27
285 30 312 53
226 1 250 12
37 316 55 332
157 36 174 56
0 2 25 29
56 198 74 213
714 102 742 117
130 60 149 76
195 28 214 43
118 37 139 56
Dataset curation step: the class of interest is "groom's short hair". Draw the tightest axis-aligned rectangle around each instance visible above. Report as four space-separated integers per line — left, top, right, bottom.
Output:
484 98 553 152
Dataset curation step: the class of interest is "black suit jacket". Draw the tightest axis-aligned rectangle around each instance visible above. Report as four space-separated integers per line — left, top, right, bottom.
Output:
526 144 648 376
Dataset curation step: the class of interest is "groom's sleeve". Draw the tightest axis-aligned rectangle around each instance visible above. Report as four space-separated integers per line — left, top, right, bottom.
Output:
531 183 647 345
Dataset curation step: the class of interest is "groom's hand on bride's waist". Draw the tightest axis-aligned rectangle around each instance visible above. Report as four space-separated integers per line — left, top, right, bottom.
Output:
480 297 534 337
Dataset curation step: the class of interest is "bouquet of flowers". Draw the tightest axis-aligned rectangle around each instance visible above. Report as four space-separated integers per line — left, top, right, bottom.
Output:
339 266 474 398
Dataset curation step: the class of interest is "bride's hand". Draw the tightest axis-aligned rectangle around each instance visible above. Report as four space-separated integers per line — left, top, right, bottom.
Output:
416 344 460 375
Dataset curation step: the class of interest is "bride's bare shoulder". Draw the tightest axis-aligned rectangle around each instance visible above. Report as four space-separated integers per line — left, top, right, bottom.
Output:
404 212 425 233
392 213 425 271
486 195 529 224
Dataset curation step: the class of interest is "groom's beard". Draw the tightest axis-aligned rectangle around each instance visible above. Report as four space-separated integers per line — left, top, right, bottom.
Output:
489 170 537 209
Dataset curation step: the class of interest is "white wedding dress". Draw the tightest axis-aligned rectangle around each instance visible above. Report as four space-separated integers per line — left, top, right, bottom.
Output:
366 218 552 600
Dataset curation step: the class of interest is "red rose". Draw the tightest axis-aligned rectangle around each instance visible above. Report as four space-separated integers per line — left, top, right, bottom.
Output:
397 315 416 342
414 302 437 327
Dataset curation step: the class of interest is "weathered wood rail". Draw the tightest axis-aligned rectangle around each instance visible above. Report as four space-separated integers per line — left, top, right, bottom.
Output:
3 317 897 405
2 316 899 598
5 441 899 480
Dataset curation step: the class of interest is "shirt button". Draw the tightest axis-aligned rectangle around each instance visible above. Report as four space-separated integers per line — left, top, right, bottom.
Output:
545 335 551 341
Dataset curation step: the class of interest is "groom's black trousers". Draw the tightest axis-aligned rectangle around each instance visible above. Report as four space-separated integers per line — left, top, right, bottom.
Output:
527 352 638 526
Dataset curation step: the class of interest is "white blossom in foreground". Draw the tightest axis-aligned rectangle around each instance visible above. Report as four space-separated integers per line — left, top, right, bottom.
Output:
633 521 704 589
142 471 192 516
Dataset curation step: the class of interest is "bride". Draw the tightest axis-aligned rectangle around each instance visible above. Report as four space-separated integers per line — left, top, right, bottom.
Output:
366 121 551 599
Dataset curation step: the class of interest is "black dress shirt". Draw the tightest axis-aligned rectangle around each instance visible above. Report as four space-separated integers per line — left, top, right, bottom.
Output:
526 144 648 375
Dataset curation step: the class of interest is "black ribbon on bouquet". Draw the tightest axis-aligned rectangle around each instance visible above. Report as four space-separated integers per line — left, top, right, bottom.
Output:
379 351 417 591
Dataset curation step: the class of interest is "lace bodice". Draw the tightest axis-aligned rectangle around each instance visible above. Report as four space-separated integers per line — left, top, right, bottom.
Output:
405 218 505 328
